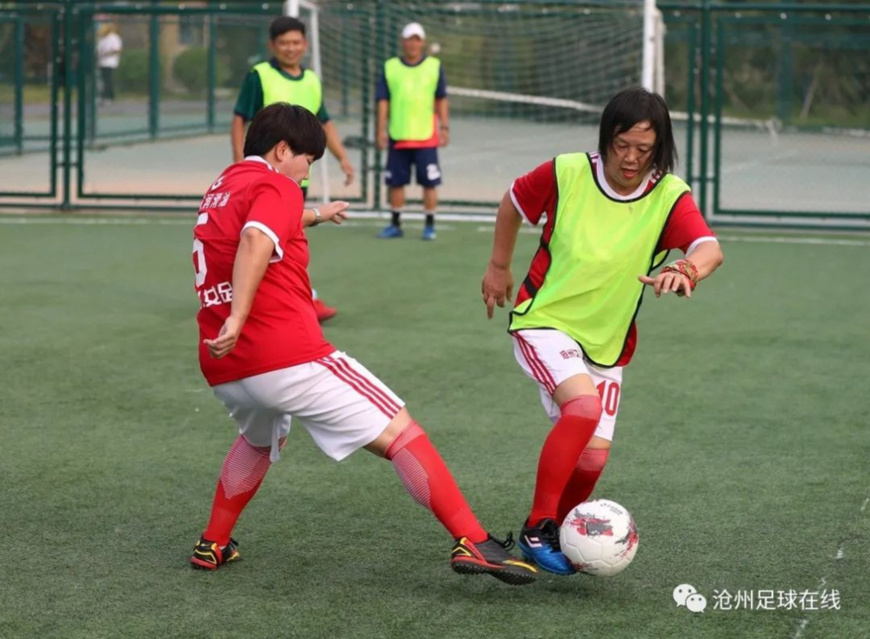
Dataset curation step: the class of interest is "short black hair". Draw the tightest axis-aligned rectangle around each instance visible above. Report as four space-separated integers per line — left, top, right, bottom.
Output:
270 16 306 40
243 103 326 160
598 87 677 174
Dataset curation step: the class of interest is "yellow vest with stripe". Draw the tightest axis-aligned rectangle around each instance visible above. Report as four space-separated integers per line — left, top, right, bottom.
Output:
384 57 440 141
253 61 323 114
509 153 690 367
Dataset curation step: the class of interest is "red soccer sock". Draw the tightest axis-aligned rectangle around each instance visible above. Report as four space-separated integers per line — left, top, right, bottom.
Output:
386 421 488 543
203 435 272 547
528 395 603 527
556 447 610 524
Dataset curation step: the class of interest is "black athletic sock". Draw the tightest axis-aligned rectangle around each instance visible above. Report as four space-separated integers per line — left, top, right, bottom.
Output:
391 211 401 227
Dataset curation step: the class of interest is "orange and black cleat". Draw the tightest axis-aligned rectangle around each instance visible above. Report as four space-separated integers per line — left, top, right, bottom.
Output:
190 536 240 571
450 533 537 585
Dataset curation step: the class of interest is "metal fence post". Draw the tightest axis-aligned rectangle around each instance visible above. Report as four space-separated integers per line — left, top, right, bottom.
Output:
149 0 160 140
713 18 725 219
372 0 386 212
61 0 74 210
13 14 24 155
207 12 217 133
777 16 794 125
698 0 711 220
341 12 349 118
684 20 697 191
77 9 89 200
50 11 60 199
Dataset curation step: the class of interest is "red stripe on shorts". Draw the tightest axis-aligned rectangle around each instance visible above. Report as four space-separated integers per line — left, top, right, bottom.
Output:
331 356 401 415
315 357 399 418
515 333 557 395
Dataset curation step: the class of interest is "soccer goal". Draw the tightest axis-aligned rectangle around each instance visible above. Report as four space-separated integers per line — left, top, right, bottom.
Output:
288 0 665 210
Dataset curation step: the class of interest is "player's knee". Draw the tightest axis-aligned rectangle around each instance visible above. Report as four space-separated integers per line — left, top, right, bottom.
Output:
384 415 426 459
577 447 610 473
559 394 603 426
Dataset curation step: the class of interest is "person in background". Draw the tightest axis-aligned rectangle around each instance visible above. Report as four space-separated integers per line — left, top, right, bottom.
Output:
232 16 353 322
376 22 449 241
96 23 122 104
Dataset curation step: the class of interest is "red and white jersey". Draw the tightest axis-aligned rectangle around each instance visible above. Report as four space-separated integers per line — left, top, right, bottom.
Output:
193 157 334 386
509 154 717 366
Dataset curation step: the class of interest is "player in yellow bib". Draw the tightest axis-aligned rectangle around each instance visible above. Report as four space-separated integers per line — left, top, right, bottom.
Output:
231 17 354 322
481 88 724 575
376 22 449 241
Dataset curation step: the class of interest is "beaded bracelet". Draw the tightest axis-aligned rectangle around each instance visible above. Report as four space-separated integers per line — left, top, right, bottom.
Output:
661 258 699 290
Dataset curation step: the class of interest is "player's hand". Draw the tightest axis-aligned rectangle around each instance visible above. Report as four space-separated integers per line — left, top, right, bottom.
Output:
439 128 450 148
204 314 244 358
481 261 514 319
321 200 350 225
376 129 388 151
339 158 354 185
638 272 692 299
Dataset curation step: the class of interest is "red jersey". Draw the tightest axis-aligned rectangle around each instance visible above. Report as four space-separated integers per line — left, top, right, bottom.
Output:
510 154 716 366
193 157 334 386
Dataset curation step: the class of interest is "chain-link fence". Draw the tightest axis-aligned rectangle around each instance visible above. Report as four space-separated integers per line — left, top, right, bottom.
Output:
0 1 867 227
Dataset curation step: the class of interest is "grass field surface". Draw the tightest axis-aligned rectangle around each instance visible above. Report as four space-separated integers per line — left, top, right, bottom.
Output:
1 216 867 639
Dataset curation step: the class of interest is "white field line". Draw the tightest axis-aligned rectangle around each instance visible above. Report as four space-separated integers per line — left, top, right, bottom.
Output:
2 215 870 246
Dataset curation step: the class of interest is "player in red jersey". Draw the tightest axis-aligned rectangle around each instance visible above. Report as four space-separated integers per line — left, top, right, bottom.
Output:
189 103 536 585
480 88 725 574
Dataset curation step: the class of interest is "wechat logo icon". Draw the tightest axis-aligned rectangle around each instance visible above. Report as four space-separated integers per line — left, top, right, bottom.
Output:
674 584 707 613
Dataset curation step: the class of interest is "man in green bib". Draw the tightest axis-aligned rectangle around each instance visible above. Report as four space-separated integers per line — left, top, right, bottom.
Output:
231 16 354 322
481 87 724 575
375 22 449 241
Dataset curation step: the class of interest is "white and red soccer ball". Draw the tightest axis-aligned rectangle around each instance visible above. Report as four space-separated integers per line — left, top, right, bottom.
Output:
559 499 639 577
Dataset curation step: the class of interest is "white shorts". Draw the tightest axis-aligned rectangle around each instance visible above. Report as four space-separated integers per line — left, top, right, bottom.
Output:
512 329 623 441
212 351 405 462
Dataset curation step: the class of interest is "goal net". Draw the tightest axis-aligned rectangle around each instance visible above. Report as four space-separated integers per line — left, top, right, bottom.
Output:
293 0 663 209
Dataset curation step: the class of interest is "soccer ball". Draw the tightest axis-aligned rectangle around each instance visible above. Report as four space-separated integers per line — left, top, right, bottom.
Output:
559 499 639 577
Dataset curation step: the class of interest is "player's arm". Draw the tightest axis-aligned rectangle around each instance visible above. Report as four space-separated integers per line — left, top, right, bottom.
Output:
435 67 449 147
376 100 389 151
231 115 246 164
203 227 274 359
686 239 723 281
230 71 262 163
482 161 554 318
375 71 390 151
481 190 523 319
300 201 351 227
436 98 449 147
321 120 354 185
638 193 724 299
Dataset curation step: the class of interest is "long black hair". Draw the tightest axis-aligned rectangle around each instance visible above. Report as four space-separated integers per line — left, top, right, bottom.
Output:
598 87 677 174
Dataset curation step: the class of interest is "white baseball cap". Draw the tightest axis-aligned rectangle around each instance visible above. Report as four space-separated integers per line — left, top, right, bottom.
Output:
401 22 426 40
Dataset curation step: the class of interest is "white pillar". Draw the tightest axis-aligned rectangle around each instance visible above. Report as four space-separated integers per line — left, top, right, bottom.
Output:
284 0 300 17
641 0 657 90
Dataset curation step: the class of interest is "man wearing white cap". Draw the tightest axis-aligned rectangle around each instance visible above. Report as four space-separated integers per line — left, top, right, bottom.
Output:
376 22 449 240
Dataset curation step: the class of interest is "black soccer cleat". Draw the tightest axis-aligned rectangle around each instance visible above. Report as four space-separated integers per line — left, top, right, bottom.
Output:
190 536 240 571
451 533 538 585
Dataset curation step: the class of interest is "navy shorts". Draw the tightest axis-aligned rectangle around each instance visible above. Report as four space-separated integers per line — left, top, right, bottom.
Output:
385 145 442 187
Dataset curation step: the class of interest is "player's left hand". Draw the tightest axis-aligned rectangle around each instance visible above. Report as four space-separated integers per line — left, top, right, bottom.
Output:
321 200 350 225
439 129 450 148
204 315 244 358
638 272 692 299
339 158 355 185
